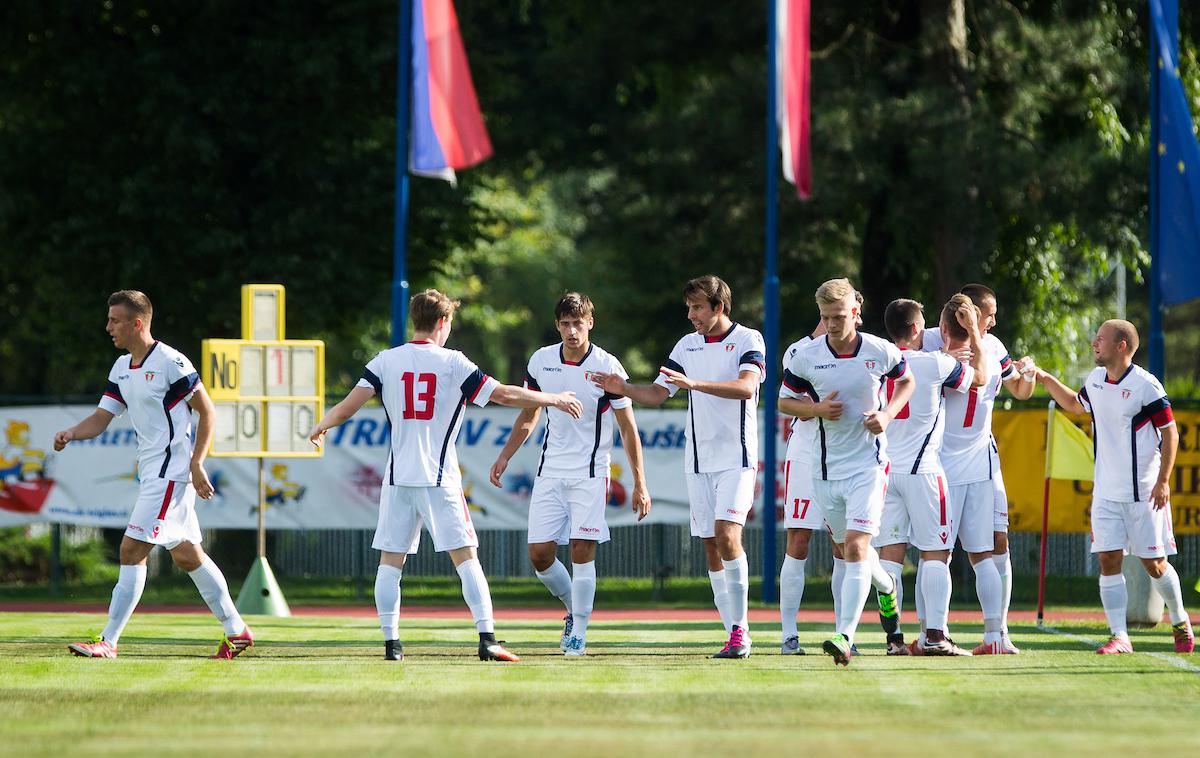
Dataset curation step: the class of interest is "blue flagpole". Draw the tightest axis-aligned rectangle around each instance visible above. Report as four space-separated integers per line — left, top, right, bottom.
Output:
391 0 414 347
762 0 780 604
1149 0 1177 380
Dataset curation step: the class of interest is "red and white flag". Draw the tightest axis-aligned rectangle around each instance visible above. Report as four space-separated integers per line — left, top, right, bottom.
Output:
777 0 811 199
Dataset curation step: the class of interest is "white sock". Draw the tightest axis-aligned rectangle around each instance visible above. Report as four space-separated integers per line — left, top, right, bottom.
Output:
723 555 749 633
1099 573 1128 637
779 555 807 640
922 560 952 634
188 556 245 636
455 558 495 634
101 564 147 645
993 552 1012 633
374 564 403 641
836 560 872 643
972 558 1003 643
915 558 927 643
536 559 573 613
709 570 732 633
868 548 896 594
1150 564 1189 626
570 561 597 641
880 559 904 628
831 557 846 623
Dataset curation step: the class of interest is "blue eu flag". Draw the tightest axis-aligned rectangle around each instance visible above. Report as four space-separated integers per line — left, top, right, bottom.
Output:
1151 0 1200 306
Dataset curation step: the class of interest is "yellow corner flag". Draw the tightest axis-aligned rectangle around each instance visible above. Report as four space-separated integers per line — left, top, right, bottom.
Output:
1044 405 1095 481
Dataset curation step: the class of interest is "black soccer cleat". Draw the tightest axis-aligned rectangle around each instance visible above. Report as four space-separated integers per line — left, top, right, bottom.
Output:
385 639 403 661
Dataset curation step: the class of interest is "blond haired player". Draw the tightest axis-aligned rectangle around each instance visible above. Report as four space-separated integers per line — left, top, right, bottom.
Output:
593 275 765 659
1036 320 1193 654
58 290 251 660
782 278 912 665
490 292 651 656
309 289 583 662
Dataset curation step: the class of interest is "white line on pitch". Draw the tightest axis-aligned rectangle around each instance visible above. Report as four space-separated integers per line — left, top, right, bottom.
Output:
1037 624 1200 674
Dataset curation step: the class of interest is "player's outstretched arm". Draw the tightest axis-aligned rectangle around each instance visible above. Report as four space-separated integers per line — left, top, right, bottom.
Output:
661 368 758 400
1034 369 1086 414
308 385 376 446
1152 423 1179 511
614 405 651 520
490 407 541 487
1004 357 1037 400
53 408 116 451
490 384 583 419
590 373 670 408
779 392 842 421
186 384 217 499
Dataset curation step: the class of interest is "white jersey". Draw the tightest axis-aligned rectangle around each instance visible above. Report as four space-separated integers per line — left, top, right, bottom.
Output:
524 342 631 479
925 329 1015 485
98 342 200 483
357 340 499 488
781 332 909 481
1077 365 1175 502
655 322 765 473
885 349 973 475
780 335 818 464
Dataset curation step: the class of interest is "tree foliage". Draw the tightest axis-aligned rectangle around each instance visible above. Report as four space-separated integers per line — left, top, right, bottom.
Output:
1 1 1198 396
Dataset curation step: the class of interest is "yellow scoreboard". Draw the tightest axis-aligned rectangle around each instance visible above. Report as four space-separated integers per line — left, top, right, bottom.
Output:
201 285 324 458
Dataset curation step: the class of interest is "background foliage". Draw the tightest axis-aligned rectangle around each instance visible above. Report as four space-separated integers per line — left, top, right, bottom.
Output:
3 1 1199 396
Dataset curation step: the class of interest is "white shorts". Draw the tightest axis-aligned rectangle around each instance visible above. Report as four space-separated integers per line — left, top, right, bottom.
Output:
875 472 952 551
372 484 478 554
948 481 994 553
813 466 888 544
125 478 201 549
686 468 755 538
527 476 611 545
1090 498 1179 559
991 447 1009 531
782 458 822 530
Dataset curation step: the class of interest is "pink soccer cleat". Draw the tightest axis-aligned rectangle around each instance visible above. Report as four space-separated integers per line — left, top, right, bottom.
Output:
1172 622 1195 654
210 626 254 660
68 636 117 658
1096 635 1134 655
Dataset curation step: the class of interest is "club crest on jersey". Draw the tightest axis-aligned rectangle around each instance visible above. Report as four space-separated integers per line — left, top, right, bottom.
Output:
863 360 876 370
1121 389 1132 400
144 371 157 381
725 344 735 352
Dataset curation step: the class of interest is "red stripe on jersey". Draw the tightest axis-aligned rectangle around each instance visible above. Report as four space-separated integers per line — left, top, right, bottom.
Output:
468 375 490 403
963 387 979 426
937 475 947 526
1153 407 1175 428
103 391 125 405
157 480 175 520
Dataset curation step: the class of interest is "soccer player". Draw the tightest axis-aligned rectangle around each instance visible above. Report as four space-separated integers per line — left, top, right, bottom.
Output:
782 278 912 665
874 297 987 656
922 285 1034 654
1035 320 1194 654
775 321 825 655
308 289 584 662
592 275 765 659
489 292 652 657
56 290 251 659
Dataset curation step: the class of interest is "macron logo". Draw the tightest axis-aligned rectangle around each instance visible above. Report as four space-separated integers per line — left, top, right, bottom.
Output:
814 363 836 370
686 347 704 352
542 367 563 373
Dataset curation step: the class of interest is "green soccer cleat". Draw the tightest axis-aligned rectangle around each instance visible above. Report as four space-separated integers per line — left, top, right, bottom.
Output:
822 634 852 666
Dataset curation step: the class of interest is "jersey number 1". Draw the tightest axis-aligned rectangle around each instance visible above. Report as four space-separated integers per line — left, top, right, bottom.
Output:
402 372 437 420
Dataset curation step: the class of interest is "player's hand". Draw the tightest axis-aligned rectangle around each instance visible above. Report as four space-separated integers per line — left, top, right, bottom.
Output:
862 409 890 435
1150 480 1170 511
553 392 584 419
53 429 74 451
307 424 327 447
191 461 215 500
955 302 980 332
632 481 651 521
489 457 508 488
1016 356 1038 379
948 346 974 363
658 366 696 391
589 372 627 396
814 390 843 420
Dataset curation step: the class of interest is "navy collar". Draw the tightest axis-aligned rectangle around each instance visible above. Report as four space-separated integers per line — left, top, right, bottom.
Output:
825 334 862 359
703 321 738 344
560 343 594 366
1104 364 1135 385
130 341 159 369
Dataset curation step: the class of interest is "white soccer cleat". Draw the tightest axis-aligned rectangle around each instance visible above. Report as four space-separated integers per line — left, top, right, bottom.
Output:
563 636 587 657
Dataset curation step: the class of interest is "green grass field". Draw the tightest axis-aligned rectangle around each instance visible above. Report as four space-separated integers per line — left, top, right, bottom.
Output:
1 611 1197 756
